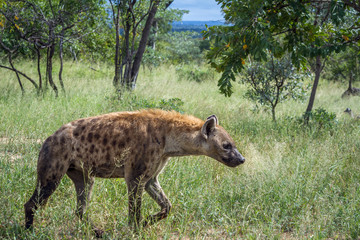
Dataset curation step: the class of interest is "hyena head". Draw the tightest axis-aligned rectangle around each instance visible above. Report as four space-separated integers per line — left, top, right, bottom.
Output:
201 115 245 167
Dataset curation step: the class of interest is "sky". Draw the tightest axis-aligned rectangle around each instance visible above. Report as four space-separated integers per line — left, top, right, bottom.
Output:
170 0 224 21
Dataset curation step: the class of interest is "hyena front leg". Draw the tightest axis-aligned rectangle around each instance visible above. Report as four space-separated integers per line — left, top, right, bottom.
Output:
143 177 172 226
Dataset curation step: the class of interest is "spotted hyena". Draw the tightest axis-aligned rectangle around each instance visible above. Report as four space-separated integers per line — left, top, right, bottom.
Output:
24 109 245 236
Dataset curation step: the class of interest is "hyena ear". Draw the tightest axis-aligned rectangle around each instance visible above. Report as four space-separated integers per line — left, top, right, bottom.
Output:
206 114 218 125
201 115 218 139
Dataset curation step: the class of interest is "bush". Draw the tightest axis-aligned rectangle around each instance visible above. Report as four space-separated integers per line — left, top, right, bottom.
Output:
300 108 338 130
157 98 184 112
142 47 163 70
107 94 184 113
175 64 216 82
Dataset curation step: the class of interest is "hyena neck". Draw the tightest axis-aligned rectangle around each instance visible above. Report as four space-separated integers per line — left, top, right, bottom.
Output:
164 128 204 157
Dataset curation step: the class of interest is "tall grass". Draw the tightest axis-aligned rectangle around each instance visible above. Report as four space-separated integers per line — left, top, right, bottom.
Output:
0 61 359 239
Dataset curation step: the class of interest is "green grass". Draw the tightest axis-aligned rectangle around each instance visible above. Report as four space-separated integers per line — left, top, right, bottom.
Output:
0 60 360 239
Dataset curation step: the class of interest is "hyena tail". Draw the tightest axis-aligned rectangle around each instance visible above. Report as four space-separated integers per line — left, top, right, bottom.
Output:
24 136 70 229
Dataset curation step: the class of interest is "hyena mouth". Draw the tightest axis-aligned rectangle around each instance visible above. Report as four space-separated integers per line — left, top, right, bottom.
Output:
221 157 245 167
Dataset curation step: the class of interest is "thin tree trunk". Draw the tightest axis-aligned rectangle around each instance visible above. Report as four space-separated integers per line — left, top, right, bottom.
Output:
70 46 77 62
149 0 172 50
112 2 121 90
59 36 66 94
149 20 157 50
47 44 58 97
122 9 133 88
35 45 42 92
348 71 353 90
304 55 323 122
45 48 49 89
271 107 276 123
8 53 25 95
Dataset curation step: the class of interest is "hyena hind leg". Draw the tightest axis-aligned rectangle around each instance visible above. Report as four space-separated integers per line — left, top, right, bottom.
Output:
24 137 70 230
24 172 66 229
66 169 94 219
66 168 103 237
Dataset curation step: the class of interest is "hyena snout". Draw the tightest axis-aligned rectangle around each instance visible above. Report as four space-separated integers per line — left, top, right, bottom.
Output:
223 148 245 167
234 148 246 164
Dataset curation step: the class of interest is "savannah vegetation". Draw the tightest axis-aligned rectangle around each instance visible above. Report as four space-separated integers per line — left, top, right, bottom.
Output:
0 0 360 239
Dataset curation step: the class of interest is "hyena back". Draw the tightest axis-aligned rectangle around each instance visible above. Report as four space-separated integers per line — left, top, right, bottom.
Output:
24 109 245 236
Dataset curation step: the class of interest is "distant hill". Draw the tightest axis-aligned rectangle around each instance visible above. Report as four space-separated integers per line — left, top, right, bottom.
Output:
171 20 227 33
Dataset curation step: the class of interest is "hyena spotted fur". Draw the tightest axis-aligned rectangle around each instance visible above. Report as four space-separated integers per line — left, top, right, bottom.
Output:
24 109 245 236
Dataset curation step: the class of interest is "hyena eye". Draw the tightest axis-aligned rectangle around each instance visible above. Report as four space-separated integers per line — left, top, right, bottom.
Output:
223 143 232 150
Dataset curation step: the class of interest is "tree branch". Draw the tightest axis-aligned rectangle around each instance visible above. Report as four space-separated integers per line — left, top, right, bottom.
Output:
343 0 360 13
0 64 39 89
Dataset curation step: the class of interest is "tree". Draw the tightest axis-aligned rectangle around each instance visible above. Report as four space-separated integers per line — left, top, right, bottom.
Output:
242 54 307 122
110 0 171 92
147 0 176 50
325 44 360 98
0 1 39 93
164 31 203 64
0 0 105 95
141 8 189 69
204 0 360 120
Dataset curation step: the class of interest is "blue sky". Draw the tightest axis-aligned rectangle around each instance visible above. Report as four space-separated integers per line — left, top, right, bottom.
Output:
170 0 224 21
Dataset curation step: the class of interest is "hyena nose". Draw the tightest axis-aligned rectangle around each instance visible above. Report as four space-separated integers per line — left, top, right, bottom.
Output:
236 149 245 164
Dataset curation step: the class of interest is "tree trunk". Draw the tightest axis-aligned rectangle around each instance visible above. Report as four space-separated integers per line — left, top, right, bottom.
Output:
129 0 160 89
348 70 353 90
271 106 276 123
112 0 162 91
304 55 323 122
149 20 158 50
148 1 173 51
113 3 121 91
47 44 58 97
35 45 42 92
70 46 77 62
59 36 66 94
8 53 25 95
122 9 133 89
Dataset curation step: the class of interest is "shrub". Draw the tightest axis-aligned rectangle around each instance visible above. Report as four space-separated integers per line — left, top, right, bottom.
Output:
175 64 216 83
157 98 184 112
107 94 184 113
300 107 338 130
